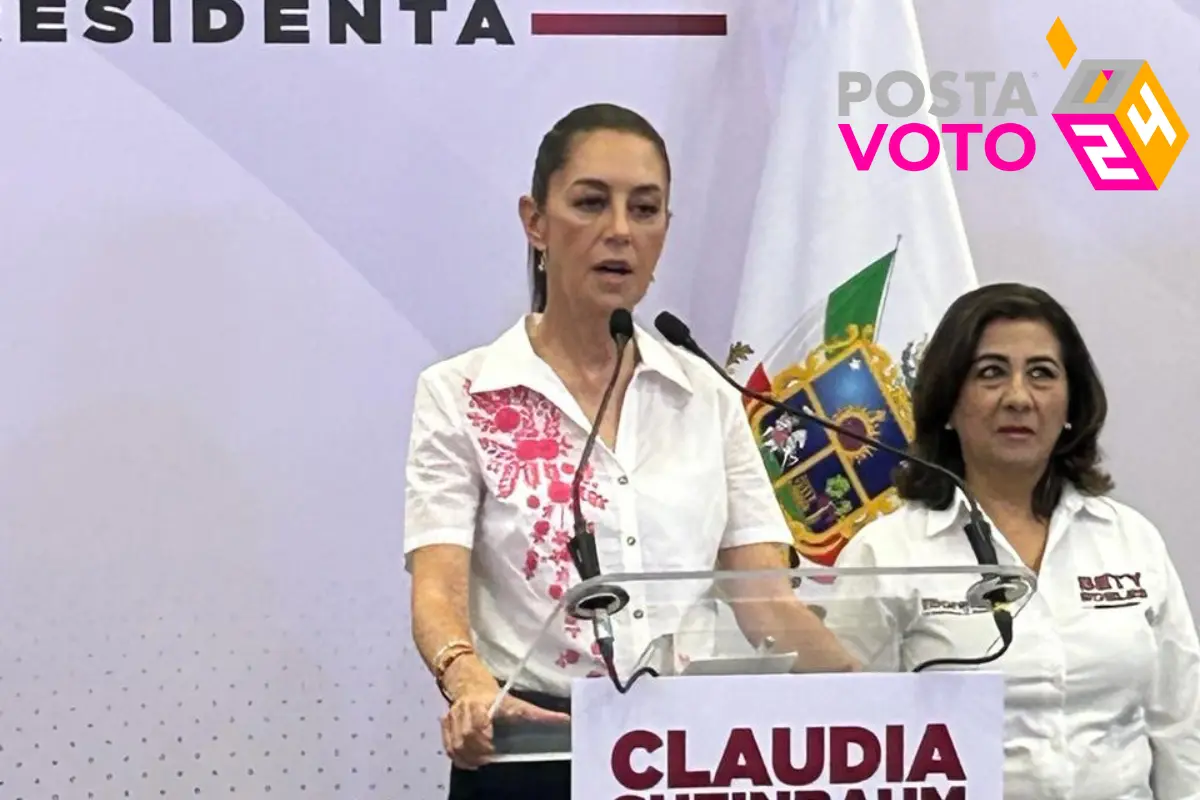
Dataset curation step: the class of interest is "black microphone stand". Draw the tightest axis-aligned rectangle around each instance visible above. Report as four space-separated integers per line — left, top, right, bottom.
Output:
565 309 659 694
653 312 1027 672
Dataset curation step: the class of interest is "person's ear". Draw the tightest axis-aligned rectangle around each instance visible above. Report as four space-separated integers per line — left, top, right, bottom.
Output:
518 195 547 253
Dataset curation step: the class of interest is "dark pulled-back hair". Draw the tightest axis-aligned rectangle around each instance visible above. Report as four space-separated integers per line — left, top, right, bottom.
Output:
894 282 1113 518
526 103 671 312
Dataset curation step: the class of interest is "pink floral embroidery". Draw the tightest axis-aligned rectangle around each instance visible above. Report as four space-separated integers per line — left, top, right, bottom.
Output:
463 379 610 666
556 641 607 675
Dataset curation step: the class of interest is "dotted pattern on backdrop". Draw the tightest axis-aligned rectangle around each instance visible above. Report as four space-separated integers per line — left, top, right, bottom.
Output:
0 572 450 800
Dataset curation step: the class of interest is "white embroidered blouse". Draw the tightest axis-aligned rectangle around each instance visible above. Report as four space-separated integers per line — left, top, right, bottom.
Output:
403 315 793 695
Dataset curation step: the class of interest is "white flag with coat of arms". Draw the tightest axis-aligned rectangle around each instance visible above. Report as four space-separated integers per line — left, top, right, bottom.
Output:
727 0 979 572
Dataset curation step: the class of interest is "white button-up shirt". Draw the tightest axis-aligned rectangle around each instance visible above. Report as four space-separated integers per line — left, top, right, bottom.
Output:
828 486 1200 800
403 315 791 696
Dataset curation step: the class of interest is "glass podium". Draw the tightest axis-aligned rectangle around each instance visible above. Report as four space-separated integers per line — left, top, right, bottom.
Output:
484 564 1037 763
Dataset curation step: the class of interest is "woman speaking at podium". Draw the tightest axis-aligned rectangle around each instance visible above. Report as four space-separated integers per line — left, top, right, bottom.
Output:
831 283 1200 799
402 103 856 799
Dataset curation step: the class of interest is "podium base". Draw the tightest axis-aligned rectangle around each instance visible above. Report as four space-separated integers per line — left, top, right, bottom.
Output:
490 717 572 763
679 652 797 677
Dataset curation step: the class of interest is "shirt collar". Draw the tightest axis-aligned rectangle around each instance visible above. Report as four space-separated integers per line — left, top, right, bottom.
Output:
632 319 693 392
923 481 1117 538
468 314 693 396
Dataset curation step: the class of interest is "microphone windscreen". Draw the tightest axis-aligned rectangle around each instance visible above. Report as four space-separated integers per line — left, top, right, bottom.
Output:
653 311 692 347
608 308 634 341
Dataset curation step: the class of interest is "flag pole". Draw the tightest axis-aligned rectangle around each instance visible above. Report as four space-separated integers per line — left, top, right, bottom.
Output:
869 235 903 343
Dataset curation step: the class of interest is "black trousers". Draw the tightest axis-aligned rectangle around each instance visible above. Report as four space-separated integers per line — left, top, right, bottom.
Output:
446 689 572 800
448 759 571 799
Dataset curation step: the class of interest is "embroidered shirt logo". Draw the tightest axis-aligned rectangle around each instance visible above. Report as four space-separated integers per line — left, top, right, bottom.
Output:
920 597 989 616
1078 572 1147 608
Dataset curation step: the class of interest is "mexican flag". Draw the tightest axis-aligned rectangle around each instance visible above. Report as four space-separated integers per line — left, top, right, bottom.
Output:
727 0 978 570
740 246 899 401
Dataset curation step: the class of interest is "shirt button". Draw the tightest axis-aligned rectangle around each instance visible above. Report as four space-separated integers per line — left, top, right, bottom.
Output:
633 609 644 619
617 476 629 485
626 536 636 546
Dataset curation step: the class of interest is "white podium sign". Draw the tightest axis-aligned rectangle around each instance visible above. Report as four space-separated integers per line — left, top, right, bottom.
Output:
571 672 1003 800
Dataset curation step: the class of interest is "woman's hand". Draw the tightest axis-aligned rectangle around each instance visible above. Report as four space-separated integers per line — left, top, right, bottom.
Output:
440 670 570 769
791 624 865 674
441 679 501 769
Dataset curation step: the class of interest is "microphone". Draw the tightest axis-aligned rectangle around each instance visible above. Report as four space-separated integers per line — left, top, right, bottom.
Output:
564 308 658 695
653 311 1027 671
566 307 633 599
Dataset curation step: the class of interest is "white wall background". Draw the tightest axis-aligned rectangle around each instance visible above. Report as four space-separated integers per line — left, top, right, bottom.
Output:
0 0 1195 797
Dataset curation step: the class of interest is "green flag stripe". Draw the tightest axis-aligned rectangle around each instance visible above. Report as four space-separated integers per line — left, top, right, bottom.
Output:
822 248 897 342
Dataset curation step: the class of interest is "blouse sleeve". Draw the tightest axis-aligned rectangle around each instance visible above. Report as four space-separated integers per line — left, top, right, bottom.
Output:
402 368 483 567
717 382 794 551
1145 519 1200 798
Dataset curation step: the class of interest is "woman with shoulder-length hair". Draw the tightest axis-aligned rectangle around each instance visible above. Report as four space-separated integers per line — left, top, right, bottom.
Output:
829 282 1200 800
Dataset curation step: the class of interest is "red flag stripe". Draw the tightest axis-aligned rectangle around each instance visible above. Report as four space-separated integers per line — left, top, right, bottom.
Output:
530 13 728 36
745 363 772 395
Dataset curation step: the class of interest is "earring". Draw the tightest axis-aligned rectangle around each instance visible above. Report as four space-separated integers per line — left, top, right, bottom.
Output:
1064 422 1072 430
944 423 953 431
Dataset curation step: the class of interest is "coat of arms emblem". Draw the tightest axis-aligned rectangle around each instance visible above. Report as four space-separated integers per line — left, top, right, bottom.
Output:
742 323 918 566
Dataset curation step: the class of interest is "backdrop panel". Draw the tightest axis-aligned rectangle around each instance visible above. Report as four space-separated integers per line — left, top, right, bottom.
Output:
0 2 786 796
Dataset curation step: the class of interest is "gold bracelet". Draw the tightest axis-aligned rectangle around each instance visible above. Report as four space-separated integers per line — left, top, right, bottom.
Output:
432 640 475 703
431 639 474 678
